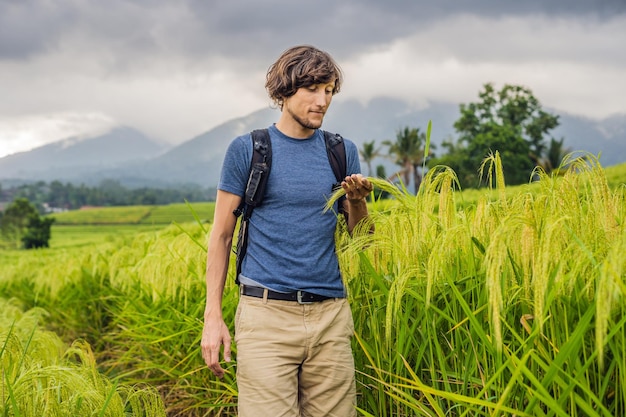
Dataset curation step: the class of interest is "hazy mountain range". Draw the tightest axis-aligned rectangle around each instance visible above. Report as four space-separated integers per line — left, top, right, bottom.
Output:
1 98 625 189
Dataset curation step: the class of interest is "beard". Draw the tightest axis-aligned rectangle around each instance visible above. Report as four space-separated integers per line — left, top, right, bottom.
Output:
287 107 324 130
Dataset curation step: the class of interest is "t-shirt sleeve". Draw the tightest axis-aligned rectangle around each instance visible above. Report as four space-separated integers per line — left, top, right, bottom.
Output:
218 134 252 197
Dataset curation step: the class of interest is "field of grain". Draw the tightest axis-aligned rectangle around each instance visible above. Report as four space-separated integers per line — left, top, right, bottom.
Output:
1 156 625 416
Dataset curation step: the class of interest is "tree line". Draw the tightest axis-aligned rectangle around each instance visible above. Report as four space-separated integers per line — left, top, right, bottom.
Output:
360 83 570 191
0 198 54 249
0 179 217 213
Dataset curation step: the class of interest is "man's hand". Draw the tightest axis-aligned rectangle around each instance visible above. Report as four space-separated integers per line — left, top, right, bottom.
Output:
341 174 374 235
201 316 232 378
341 174 373 202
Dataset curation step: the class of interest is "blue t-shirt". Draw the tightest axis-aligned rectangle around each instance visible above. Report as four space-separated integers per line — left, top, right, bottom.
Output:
218 124 361 298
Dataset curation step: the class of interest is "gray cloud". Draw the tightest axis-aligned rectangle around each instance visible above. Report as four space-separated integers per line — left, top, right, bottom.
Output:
3 0 623 61
0 0 624 157
0 0 74 58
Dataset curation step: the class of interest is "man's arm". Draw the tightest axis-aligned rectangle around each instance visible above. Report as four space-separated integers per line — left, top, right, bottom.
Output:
201 190 242 378
341 174 374 235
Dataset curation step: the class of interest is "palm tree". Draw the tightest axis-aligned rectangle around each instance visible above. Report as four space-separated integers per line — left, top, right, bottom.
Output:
531 138 572 175
542 137 572 175
383 127 427 191
359 140 381 176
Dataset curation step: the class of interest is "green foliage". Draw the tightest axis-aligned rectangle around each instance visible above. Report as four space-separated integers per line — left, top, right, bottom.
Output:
335 155 626 416
430 83 561 188
603 161 626 189
544 137 572 174
22 215 55 249
0 198 55 249
0 179 216 211
359 140 382 177
1 223 233 416
374 165 392 200
50 202 215 226
383 126 433 192
51 205 154 225
49 224 163 249
141 202 215 225
0 298 167 416
0 197 37 235
1 157 626 416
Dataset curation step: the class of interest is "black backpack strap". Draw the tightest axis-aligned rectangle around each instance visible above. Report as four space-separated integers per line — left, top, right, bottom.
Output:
324 130 347 213
233 129 272 220
233 129 272 283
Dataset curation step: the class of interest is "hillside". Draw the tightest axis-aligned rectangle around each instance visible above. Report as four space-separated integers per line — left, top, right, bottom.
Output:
0 126 166 181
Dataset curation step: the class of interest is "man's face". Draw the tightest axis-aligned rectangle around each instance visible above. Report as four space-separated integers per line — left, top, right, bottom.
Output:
282 81 335 130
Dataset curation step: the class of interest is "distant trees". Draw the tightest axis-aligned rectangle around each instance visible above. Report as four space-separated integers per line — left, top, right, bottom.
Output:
384 127 433 191
0 180 217 211
0 197 55 249
353 82 565 194
22 213 55 249
541 137 572 175
429 83 562 188
359 140 381 177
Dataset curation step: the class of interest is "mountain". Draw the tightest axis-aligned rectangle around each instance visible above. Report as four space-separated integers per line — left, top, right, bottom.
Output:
97 98 461 187
1 99 625 188
108 108 279 187
553 113 626 164
0 126 166 182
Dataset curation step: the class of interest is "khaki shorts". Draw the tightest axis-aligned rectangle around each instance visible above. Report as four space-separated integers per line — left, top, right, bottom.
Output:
234 294 356 417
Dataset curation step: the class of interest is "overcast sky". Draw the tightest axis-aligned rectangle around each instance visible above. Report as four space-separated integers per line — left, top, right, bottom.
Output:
1 0 625 158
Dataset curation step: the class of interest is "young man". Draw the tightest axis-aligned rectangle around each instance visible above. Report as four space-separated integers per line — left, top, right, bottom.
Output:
201 45 372 416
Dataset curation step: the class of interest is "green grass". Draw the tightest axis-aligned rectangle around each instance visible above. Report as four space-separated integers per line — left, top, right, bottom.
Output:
49 205 153 225
48 201 215 226
604 160 626 189
50 224 164 249
40 201 215 250
0 298 167 416
140 202 215 225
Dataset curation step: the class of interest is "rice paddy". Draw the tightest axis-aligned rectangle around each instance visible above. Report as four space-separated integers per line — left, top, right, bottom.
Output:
1 155 625 416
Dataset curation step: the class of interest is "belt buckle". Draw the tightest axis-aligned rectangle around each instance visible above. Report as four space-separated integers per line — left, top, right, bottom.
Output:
297 291 313 305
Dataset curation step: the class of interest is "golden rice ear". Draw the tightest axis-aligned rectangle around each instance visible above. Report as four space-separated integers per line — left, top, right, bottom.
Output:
479 151 507 205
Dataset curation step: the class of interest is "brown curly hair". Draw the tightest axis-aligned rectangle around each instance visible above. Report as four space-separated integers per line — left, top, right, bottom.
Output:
265 45 343 109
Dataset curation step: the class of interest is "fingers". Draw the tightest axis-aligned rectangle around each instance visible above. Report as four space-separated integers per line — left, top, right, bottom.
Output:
204 344 226 378
343 174 371 189
359 177 373 192
341 174 372 200
201 325 232 379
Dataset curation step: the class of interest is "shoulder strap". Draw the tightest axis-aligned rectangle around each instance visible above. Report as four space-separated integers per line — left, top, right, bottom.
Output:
234 129 272 220
323 130 347 213
233 129 272 283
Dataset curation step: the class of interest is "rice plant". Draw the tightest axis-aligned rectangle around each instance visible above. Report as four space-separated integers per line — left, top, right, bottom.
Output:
0 298 166 416
1 156 625 416
335 153 625 416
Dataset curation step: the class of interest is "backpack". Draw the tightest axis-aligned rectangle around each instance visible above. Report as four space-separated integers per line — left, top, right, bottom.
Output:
232 128 347 283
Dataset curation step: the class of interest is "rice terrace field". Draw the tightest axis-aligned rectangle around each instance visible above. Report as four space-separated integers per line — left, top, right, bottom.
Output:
1 154 626 416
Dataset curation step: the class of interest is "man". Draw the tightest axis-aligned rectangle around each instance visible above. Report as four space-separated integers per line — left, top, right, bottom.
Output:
201 45 372 417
